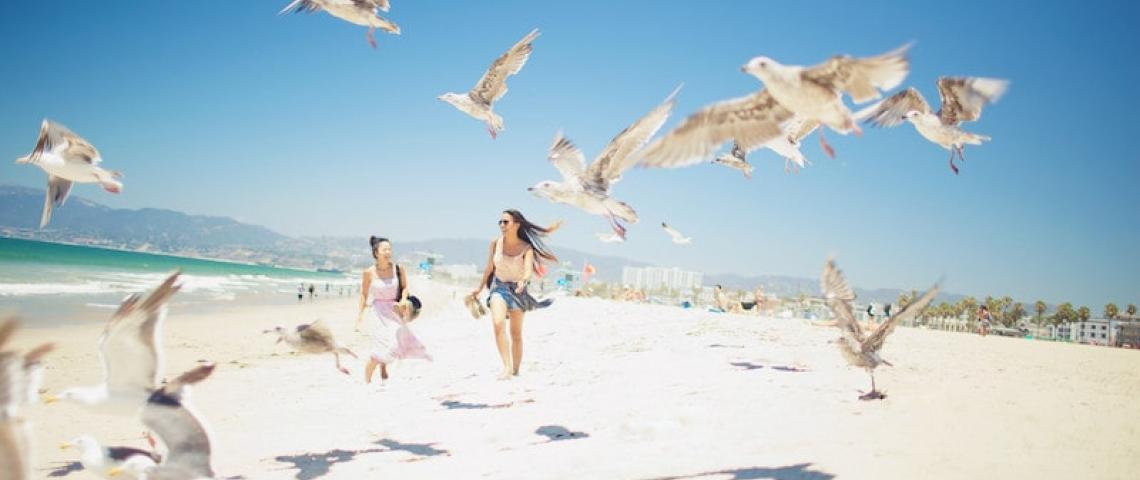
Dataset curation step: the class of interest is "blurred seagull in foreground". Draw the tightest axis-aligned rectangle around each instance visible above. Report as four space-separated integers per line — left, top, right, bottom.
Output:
15 119 123 229
279 0 399 49
47 272 181 415
265 320 358 375
859 76 1009 174
529 85 681 239
439 29 540 139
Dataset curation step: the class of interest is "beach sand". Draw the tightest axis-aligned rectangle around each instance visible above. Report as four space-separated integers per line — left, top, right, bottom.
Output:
12 280 1140 479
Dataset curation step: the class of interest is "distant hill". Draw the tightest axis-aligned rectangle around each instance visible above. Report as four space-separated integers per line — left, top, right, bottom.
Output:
0 185 969 304
0 185 288 250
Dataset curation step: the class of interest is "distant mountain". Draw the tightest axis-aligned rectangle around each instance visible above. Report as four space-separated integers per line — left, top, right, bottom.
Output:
0 184 968 304
0 185 288 250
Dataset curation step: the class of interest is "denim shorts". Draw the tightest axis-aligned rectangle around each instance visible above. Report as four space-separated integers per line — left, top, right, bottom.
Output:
489 278 525 311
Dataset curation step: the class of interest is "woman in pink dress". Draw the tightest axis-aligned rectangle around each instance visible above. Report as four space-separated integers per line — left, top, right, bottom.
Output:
357 236 431 383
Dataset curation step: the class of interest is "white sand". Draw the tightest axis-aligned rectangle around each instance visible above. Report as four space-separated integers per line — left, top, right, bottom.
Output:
11 280 1140 479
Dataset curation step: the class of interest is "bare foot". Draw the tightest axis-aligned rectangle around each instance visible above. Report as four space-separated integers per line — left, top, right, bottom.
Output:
497 370 513 381
380 364 389 380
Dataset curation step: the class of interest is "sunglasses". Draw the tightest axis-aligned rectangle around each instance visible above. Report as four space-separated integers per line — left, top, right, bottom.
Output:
498 220 510 226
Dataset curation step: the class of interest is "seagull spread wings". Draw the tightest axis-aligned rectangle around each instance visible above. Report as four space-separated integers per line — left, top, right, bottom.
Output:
862 77 1009 127
99 271 181 400
802 43 912 103
639 90 794 168
470 29 540 106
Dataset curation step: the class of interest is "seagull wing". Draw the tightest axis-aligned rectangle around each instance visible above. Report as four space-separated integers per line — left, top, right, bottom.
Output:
661 222 685 242
802 43 912 103
547 133 587 189
0 418 32 480
785 117 821 143
279 0 323 14
470 29 540 106
864 282 940 353
821 259 865 343
40 176 73 229
936 76 1009 126
297 321 336 349
638 90 793 168
35 119 100 165
858 87 930 127
142 364 215 479
99 272 181 399
585 85 682 192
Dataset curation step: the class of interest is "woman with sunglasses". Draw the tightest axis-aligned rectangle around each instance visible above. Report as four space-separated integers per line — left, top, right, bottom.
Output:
359 236 431 384
470 210 560 379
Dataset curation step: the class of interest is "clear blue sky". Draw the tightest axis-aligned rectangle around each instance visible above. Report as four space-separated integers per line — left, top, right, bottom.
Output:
1 1 1137 309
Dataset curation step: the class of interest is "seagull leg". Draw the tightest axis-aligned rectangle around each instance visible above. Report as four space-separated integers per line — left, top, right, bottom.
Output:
818 130 836 159
367 27 377 49
334 352 350 375
957 145 966 162
859 371 886 400
948 149 959 175
487 124 498 140
606 214 627 240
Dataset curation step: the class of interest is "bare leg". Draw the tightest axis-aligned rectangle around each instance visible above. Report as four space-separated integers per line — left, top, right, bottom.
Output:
818 130 836 159
367 27 377 49
509 310 525 376
490 296 512 378
364 356 378 383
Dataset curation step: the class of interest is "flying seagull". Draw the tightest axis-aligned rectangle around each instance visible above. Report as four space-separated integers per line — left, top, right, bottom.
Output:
859 76 1009 174
15 119 123 228
530 85 680 239
820 258 939 400
48 272 181 415
714 116 820 178
266 320 358 375
279 0 399 49
661 222 691 245
741 43 912 158
113 364 218 480
61 435 161 480
438 28 540 139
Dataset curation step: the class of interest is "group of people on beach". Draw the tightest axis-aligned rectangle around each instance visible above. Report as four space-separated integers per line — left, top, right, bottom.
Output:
356 209 558 383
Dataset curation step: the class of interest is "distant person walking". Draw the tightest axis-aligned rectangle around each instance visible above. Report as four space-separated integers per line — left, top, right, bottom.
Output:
470 209 559 379
308 283 316 301
298 284 304 302
978 305 993 336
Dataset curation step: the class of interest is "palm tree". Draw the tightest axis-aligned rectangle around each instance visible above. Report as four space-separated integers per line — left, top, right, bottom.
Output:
1053 302 1076 326
1104 303 1119 320
1077 306 1091 323
1034 300 1047 326
1008 302 1026 329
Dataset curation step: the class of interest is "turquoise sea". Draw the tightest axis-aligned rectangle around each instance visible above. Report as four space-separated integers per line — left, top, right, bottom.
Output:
0 237 355 325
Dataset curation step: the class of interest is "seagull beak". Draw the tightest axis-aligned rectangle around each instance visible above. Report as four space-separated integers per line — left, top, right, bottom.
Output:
740 65 747 72
527 187 534 192
58 443 72 450
43 393 59 404
107 467 124 478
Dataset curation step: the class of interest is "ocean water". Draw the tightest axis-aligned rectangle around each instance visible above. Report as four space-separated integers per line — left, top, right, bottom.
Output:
0 237 356 325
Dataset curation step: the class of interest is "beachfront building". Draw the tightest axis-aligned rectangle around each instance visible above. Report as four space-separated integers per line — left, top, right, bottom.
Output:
1069 320 1113 345
434 263 480 283
621 266 703 292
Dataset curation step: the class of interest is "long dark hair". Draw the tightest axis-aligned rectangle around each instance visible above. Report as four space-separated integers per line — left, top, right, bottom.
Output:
369 236 390 259
503 209 557 270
